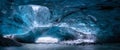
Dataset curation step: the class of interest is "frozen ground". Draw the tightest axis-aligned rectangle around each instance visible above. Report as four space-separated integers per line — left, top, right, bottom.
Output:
0 43 120 50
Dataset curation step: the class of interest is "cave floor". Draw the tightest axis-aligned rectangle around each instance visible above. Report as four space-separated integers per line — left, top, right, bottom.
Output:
0 43 120 50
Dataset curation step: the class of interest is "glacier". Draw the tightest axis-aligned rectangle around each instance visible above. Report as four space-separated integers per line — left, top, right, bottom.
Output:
0 0 120 44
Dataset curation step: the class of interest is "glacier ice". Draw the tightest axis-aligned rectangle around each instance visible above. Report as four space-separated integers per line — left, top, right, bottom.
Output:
1 5 98 44
1 0 120 44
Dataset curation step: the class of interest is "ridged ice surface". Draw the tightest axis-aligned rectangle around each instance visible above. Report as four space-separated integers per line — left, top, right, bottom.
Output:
0 0 120 43
2 5 98 44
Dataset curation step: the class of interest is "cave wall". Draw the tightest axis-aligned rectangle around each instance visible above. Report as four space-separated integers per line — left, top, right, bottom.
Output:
0 0 120 43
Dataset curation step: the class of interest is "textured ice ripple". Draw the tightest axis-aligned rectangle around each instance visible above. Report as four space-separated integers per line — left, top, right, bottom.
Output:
2 5 98 44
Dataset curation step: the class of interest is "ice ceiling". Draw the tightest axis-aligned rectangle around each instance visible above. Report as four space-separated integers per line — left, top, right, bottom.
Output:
0 0 120 43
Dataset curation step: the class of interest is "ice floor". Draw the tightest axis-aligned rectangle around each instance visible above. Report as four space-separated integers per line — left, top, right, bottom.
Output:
0 44 120 50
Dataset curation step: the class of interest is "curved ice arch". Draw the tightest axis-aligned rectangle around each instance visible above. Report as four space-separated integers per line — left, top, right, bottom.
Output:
3 5 99 44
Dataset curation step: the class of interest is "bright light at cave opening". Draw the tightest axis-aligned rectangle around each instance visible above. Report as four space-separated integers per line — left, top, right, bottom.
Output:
35 37 59 43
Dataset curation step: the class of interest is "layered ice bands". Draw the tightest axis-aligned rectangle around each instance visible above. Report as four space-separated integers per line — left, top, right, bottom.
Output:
2 5 99 44
0 0 120 45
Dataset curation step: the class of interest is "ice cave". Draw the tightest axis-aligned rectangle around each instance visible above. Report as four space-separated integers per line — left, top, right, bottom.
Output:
0 0 120 50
